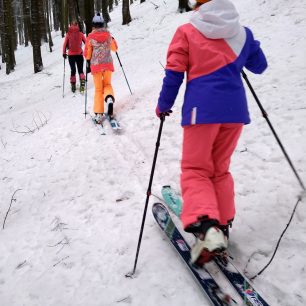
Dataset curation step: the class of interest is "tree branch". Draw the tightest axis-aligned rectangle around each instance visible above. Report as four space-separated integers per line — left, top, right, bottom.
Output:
3 188 22 229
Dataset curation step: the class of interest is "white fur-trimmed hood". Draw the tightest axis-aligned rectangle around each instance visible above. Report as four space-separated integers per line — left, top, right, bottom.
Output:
190 0 241 39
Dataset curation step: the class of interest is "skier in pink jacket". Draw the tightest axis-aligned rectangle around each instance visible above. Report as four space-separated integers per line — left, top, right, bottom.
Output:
62 21 86 93
156 0 267 265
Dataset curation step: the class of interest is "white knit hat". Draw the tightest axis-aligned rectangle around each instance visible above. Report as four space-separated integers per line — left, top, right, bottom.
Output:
92 13 104 24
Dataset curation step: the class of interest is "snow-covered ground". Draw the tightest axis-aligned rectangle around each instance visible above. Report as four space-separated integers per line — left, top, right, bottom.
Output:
0 0 305 305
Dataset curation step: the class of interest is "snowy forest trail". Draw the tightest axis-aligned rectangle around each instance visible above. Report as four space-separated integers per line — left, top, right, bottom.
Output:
1 0 306 306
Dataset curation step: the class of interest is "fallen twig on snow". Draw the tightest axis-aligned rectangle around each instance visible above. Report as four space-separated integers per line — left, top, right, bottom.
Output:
53 255 70 267
1 137 7 149
10 112 49 135
2 188 22 229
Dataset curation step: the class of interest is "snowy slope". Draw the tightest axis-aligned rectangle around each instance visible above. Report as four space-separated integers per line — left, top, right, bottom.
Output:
0 0 305 305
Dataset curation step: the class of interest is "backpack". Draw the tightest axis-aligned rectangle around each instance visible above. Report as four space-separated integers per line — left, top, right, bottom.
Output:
68 31 81 53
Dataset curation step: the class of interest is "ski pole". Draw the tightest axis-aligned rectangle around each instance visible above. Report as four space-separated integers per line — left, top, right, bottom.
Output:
126 115 166 278
84 63 89 118
115 52 133 95
242 70 305 191
62 57 66 98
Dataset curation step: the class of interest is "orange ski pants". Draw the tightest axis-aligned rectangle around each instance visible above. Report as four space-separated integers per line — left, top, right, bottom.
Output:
92 71 114 114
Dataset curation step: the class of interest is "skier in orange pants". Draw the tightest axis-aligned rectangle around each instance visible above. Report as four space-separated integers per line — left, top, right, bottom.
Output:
84 13 118 123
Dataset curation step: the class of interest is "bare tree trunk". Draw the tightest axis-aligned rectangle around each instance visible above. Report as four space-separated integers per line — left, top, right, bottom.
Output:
0 0 4 65
102 0 111 25
178 0 191 13
30 0 43 73
53 0 60 31
95 0 101 12
64 0 69 33
16 2 24 45
11 2 18 49
37 0 47 42
74 0 84 32
3 0 16 74
22 0 31 46
58 0 69 36
108 0 113 12
122 0 131 25
48 0 53 30
45 0 53 52
59 0 66 37
68 0 76 23
78 0 85 18
84 0 94 36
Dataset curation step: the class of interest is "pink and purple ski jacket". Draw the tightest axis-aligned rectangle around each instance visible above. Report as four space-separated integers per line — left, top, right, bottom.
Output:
157 0 267 126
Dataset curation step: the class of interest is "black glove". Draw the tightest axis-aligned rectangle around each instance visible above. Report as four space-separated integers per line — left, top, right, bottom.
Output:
156 106 172 118
86 60 91 74
63 54 67 59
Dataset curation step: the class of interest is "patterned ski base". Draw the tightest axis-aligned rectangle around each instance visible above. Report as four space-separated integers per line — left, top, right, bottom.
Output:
153 203 233 306
161 185 269 306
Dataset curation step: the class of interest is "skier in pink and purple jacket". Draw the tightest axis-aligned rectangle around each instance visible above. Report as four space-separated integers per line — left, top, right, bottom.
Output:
156 0 267 265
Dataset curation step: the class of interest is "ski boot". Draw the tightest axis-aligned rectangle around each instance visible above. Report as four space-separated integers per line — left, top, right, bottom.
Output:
219 219 233 240
94 113 104 124
70 76 77 93
80 74 86 93
105 95 115 119
186 217 228 266
71 83 76 93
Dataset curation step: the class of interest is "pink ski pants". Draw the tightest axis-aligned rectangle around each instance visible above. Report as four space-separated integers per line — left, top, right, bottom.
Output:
180 123 243 228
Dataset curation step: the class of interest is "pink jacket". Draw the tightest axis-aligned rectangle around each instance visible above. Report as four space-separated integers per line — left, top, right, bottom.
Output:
62 25 86 56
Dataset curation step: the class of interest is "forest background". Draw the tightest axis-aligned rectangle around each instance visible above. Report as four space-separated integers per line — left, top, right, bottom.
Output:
0 0 191 74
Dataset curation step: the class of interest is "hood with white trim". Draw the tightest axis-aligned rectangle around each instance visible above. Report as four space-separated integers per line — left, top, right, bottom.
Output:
190 0 241 39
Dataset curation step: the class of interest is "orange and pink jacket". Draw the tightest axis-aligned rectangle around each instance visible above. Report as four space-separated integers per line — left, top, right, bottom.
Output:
84 28 118 74
62 25 86 56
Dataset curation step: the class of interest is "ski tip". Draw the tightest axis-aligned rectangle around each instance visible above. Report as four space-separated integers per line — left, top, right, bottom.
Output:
152 202 165 209
162 185 171 188
152 202 170 217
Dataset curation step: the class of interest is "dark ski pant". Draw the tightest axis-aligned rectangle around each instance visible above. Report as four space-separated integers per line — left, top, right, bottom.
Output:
68 55 85 83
